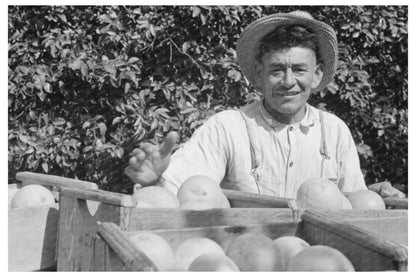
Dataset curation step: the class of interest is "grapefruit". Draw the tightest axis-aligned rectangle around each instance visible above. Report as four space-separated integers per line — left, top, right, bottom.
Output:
347 190 386 210
273 236 310 269
220 193 231 208
8 186 20 209
287 245 355 271
129 231 174 271
10 184 55 209
180 200 217 210
296 177 344 210
341 194 353 209
133 186 179 208
174 237 225 271
177 175 224 208
225 232 284 271
188 252 240 271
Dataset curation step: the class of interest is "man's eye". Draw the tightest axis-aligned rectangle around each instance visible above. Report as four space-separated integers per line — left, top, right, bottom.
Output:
293 68 307 73
271 69 284 74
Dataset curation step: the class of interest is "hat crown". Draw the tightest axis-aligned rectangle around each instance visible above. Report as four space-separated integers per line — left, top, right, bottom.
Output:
288 10 314 20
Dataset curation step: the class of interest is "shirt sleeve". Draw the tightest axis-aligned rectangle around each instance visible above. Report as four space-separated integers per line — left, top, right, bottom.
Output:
162 114 228 195
336 121 368 193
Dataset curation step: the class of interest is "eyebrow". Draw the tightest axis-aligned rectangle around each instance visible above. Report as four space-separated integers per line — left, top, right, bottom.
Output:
269 62 310 68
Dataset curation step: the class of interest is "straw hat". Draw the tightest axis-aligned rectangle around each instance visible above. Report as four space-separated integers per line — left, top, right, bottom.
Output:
236 10 338 93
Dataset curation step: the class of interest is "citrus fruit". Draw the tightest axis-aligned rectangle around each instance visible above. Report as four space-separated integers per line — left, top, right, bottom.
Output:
273 236 310 269
129 231 174 271
10 184 55 209
188 252 240 271
174 237 225 271
225 232 284 271
287 245 355 271
346 190 386 210
8 186 20 209
133 186 179 208
296 177 344 210
180 200 217 210
177 175 224 208
220 193 231 208
341 194 353 209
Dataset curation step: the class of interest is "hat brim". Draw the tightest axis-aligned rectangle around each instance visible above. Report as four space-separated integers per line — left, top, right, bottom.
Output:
237 13 338 93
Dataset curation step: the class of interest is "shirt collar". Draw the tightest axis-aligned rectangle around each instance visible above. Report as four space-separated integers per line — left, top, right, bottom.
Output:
259 100 318 128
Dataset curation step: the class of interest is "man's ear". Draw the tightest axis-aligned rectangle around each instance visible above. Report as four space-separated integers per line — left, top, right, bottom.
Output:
312 63 324 89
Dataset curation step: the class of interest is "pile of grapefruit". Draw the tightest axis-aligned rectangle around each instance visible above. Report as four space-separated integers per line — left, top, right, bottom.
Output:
133 175 230 209
133 175 387 211
296 177 386 210
128 230 355 271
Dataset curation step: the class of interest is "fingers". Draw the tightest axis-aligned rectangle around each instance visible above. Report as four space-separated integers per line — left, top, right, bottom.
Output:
124 166 159 186
129 148 146 170
159 131 179 158
140 142 158 155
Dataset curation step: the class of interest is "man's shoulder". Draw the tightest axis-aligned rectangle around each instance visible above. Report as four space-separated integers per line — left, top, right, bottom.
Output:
309 105 348 127
210 102 260 122
309 105 352 137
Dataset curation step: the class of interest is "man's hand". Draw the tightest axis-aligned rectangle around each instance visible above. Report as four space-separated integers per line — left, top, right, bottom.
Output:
368 181 406 198
124 132 179 186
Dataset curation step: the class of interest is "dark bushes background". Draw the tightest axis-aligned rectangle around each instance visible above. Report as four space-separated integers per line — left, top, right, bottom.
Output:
8 6 408 194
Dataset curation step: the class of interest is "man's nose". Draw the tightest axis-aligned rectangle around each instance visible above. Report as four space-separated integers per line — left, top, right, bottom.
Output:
282 68 296 87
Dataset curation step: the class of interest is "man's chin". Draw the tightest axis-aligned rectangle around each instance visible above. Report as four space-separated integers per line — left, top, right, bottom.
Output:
273 104 302 115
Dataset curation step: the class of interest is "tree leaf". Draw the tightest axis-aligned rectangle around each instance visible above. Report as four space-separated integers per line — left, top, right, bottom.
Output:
42 162 49 173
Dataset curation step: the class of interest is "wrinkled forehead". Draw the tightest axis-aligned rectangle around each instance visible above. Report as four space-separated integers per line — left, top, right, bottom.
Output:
259 47 320 66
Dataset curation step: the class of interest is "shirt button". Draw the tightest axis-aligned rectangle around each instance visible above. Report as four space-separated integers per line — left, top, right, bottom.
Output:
289 126 293 131
289 161 294 167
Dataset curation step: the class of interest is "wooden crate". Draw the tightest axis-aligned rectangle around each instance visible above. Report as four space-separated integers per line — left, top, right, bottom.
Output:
95 209 408 272
8 172 98 271
56 186 299 271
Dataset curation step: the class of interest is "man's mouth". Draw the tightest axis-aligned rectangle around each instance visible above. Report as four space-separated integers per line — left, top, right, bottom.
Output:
275 91 301 97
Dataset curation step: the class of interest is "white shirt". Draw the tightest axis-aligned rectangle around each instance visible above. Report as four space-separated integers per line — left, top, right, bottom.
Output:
163 100 367 198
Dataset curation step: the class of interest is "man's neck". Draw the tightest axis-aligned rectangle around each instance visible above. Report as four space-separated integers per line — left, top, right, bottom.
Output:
263 100 307 125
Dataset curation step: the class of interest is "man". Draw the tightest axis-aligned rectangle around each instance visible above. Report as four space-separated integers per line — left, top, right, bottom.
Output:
124 11 405 199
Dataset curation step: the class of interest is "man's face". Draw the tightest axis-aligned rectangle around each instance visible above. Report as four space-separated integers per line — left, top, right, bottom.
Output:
256 47 323 120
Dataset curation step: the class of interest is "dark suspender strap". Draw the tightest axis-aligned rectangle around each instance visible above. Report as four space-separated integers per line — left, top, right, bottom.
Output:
319 110 330 177
239 111 260 193
239 111 259 170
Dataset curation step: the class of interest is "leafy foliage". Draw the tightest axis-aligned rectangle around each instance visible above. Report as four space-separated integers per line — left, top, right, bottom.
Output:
8 6 407 194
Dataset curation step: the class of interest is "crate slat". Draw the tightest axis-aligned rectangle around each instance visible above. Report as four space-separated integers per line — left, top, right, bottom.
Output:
96 222 157 271
16 172 98 190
